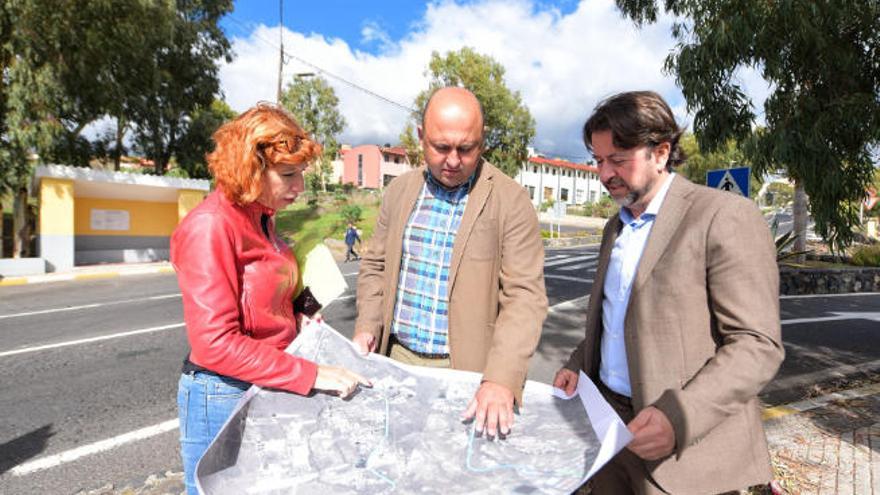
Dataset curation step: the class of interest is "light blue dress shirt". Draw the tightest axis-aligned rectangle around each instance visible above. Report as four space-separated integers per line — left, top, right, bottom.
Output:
600 173 675 397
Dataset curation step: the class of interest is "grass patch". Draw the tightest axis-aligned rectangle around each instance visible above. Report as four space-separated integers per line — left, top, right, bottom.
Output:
779 259 858 269
275 193 380 262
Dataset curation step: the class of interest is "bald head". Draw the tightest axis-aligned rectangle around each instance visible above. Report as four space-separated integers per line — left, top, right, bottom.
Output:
419 87 485 188
421 87 485 131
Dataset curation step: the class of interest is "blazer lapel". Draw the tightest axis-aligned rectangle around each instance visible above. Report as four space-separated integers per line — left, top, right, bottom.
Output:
448 162 493 294
633 175 692 291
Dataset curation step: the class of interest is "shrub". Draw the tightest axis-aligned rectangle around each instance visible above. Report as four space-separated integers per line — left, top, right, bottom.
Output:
341 204 363 224
583 196 617 218
851 244 880 267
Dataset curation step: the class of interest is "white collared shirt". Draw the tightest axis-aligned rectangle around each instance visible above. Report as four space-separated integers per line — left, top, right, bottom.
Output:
600 173 675 397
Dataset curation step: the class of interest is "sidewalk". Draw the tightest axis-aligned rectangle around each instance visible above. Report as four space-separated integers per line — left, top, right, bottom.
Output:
537 212 608 230
0 261 174 287
73 379 880 495
761 380 880 494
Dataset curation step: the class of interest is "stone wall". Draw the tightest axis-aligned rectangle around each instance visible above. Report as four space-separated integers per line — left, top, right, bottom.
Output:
779 266 880 295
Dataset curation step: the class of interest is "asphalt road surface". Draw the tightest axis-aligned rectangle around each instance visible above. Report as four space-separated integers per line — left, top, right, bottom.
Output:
1 247 878 493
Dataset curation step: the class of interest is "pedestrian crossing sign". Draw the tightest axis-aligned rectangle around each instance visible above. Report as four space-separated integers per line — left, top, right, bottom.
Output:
706 167 750 197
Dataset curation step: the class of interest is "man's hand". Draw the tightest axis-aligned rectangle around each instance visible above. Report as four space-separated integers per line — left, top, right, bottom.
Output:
626 406 675 460
552 368 579 396
461 381 515 437
352 332 376 355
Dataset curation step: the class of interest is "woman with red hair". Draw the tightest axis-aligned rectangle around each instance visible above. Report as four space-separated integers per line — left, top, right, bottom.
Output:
171 103 369 494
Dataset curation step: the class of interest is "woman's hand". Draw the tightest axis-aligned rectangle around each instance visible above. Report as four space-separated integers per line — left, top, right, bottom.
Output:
314 365 372 398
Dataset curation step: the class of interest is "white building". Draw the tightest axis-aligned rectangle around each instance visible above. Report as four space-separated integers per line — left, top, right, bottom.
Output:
516 155 605 207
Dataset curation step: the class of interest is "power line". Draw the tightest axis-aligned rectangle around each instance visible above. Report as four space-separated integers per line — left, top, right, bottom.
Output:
226 15 416 114
225 15 591 160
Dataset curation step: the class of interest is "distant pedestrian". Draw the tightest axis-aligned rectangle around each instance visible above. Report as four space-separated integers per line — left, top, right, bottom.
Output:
171 103 370 495
344 222 361 262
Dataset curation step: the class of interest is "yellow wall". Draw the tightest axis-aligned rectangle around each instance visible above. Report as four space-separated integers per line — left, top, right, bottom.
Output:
74 198 178 236
178 189 206 222
39 178 75 236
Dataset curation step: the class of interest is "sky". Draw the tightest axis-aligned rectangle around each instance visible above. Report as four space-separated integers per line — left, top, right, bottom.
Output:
219 0 772 162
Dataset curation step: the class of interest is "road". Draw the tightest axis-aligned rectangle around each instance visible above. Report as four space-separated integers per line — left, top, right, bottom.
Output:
1 248 879 493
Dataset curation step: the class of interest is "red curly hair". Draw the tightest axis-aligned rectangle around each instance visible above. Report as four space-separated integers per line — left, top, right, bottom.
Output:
207 102 322 205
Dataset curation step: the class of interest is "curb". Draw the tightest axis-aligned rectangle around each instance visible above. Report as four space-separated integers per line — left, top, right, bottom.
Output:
0 265 175 286
762 381 880 421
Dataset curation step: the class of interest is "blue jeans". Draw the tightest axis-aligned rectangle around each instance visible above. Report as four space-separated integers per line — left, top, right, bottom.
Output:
177 372 250 495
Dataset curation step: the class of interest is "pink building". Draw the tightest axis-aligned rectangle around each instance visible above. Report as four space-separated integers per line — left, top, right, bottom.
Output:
341 145 412 189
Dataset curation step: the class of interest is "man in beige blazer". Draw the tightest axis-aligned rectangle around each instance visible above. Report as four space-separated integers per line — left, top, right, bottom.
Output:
353 87 547 438
554 91 784 494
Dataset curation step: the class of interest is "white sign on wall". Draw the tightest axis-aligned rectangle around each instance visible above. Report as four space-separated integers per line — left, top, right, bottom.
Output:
90 209 130 231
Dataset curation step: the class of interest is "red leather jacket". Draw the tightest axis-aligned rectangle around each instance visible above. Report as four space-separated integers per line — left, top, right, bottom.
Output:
170 190 317 395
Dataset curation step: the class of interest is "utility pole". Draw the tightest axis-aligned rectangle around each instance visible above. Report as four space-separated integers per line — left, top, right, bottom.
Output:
276 0 284 102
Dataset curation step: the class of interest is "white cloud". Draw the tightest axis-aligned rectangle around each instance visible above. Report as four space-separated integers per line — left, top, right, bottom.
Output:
218 0 769 161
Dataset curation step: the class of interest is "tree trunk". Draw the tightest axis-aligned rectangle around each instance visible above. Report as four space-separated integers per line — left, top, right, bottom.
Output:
114 116 125 171
0 201 4 258
793 179 808 264
12 186 29 258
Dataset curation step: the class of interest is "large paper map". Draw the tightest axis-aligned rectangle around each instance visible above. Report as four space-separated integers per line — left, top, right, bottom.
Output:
196 321 630 494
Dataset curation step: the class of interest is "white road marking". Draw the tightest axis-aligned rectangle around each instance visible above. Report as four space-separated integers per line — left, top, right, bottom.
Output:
0 293 182 320
11 418 179 476
544 273 594 283
548 295 589 313
781 311 880 325
557 261 598 272
543 254 597 268
780 292 880 299
0 323 185 358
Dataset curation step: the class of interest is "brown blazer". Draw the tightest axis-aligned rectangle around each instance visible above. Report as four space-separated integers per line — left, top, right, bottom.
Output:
565 175 784 494
355 161 548 403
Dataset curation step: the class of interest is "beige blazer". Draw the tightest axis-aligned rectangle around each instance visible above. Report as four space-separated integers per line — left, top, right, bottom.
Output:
565 175 784 494
355 161 548 403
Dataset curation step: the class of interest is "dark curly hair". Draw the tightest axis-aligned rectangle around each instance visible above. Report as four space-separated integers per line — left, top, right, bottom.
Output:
582 91 686 171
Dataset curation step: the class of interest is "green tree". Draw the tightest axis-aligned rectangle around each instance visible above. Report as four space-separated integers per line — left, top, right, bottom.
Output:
398 122 423 167
280 75 346 192
413 47 536 178
176 99 237 179
616 0 880 252
131 0 233 174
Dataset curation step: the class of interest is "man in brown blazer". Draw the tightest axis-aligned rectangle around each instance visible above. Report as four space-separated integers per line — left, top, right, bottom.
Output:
553 91 784 494
353 87 548 439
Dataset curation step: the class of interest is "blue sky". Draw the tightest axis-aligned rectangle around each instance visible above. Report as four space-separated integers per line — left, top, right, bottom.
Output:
224 1 581 56
216 1 770 161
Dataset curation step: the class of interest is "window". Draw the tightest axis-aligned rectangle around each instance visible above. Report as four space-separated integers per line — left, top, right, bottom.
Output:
527 185 535 200
357 154 363 186
551 168 556 176
544 186 553 200
576 189 585 202
561 188 569 201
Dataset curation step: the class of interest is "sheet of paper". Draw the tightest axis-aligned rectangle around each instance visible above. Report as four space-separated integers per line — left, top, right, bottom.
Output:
301 243 347 306
196 321 631 494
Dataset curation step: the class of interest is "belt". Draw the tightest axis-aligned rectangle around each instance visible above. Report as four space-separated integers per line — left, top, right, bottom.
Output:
181 356 220 376
597 378 633 408
390 334 450 359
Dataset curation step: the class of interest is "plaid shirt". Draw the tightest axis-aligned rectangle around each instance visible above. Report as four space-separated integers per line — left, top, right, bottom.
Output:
390 171 474 355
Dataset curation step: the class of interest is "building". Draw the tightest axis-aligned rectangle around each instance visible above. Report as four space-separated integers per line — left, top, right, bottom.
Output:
341 145 413 189
516 154 604 207
30 165 209 272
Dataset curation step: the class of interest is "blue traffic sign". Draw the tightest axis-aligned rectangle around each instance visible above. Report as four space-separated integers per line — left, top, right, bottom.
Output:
706 167 750 197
